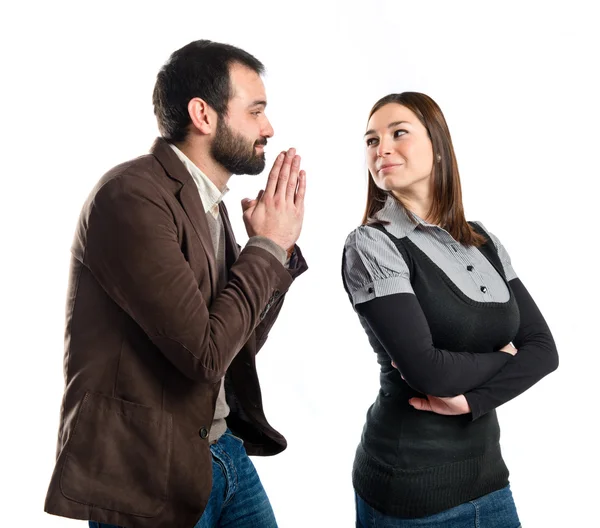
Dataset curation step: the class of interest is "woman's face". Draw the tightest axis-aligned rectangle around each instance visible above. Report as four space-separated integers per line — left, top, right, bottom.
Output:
365 103 434 194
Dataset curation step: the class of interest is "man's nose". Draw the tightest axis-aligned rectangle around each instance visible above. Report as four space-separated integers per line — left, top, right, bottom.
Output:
262 118 274 138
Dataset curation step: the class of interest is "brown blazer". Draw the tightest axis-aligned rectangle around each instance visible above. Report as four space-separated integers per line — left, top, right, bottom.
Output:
44 138 308 528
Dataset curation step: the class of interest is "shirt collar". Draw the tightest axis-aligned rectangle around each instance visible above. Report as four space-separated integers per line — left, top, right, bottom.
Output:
169 144 229 218
374 195 436 238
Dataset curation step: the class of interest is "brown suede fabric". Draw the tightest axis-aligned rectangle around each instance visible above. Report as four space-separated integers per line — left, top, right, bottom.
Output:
44 138 308 528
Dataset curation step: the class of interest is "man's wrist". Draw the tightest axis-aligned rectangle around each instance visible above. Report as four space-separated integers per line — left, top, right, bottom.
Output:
246 236 287 265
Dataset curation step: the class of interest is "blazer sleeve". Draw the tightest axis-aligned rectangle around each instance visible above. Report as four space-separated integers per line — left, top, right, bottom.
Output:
80 174 293 384
253 244 309 353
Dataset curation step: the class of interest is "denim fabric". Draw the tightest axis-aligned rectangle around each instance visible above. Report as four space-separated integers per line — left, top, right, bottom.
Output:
89 430 277 528
194 431 277 528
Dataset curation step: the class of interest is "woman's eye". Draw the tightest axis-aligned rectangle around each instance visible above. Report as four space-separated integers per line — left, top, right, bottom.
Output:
366 137 377 146
394 129 407 138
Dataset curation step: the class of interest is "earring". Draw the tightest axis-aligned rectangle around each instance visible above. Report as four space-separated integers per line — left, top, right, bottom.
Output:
436 154 442 162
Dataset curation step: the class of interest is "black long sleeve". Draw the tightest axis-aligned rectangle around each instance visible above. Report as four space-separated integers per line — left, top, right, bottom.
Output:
356 293 512 396
464 278 559 420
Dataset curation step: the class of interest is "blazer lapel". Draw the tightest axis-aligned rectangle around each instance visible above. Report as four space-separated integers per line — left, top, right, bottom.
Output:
150 138 218 295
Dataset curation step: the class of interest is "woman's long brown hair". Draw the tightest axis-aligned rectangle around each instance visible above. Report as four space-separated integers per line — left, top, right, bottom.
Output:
362 92 485 247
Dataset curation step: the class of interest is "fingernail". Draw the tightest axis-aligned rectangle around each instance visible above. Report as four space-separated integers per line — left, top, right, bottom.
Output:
277 152 284 160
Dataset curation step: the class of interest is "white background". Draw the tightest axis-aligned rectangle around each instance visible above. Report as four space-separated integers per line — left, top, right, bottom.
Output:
1 1 598 526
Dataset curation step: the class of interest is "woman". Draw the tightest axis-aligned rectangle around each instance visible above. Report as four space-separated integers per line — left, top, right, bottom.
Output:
342 92 558 527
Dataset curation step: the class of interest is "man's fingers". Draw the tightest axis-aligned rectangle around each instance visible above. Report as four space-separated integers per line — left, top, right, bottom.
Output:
264 152 285 198
286 155 301 201
274 148 295 198
241 198 255 213
294 170 306 207
242 186 266 213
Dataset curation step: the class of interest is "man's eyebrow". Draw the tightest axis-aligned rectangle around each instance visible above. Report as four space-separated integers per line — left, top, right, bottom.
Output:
249 100 267 108
364 121 410 137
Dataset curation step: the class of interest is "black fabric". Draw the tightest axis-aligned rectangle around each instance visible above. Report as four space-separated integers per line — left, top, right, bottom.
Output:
465 277 559 419
356 293 512 396
341 222 527 518
353 221 520 397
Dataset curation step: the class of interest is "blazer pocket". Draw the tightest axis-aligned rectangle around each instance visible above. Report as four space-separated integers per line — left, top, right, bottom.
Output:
60 391 172 517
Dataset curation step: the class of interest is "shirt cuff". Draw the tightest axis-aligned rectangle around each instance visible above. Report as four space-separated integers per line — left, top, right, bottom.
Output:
246 236 287 265
350 277 414 306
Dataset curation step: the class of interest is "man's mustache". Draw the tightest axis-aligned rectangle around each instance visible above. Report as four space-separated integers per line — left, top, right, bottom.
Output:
254 137 268 147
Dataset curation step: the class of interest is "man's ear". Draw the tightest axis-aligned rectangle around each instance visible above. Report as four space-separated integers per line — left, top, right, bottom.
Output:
188 97 216 135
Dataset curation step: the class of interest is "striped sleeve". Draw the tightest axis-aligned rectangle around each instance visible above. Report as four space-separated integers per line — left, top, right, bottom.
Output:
472 221 517 281
342 226 413 306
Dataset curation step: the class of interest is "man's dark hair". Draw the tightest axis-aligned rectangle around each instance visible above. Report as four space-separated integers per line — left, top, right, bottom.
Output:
152 40 264 143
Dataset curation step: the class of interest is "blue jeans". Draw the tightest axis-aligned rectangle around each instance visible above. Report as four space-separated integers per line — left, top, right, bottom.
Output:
89 429 277 528
355 485 521 528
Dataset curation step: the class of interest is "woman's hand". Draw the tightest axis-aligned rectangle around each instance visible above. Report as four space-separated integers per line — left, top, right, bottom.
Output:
499 342 518 356
390 360 471 415
408 394 471 415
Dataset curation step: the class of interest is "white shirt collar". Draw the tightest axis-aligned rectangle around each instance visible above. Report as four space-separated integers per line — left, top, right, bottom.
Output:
169 144 229 218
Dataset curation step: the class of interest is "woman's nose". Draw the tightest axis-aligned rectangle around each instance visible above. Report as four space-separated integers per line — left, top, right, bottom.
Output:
376 137 392 157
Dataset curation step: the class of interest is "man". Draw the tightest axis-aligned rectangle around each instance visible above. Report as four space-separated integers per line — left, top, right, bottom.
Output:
44 40 307 528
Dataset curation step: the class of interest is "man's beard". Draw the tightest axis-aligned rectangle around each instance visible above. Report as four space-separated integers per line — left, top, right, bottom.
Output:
211 118 267 175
